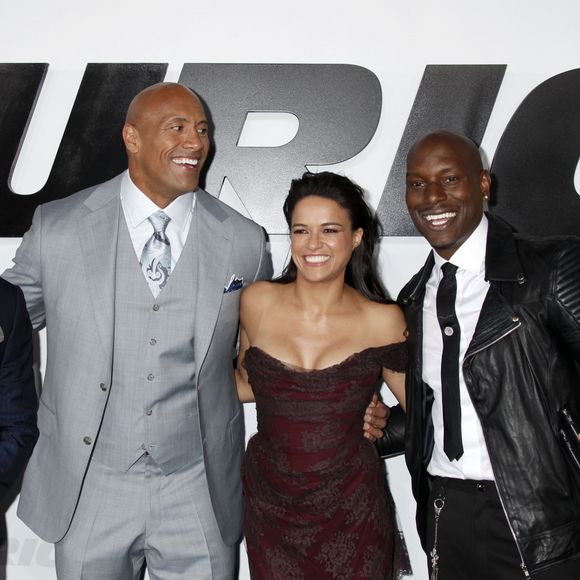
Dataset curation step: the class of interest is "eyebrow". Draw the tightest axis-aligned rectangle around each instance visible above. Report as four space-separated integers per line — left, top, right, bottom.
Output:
292 222 344 228
406 166 460 176
166 116 209 124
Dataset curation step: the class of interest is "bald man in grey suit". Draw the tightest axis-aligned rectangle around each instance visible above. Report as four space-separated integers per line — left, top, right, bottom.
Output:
3 83 272 579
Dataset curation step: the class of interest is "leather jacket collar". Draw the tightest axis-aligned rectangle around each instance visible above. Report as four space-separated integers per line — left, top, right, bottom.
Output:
401 213 524 305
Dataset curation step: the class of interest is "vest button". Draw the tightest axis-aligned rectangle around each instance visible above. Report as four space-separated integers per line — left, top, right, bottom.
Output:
512 315 520 323
100 383 108 391
83 436 92 445
149 338 157 346
147 373 155 381
145 409 153 416
153 304 160 311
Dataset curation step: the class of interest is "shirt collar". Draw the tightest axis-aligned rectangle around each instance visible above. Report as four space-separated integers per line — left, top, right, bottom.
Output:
433 215 488 275
121 171 195 231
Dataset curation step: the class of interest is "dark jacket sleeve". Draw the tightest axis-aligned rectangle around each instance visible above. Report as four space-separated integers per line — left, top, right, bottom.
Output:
375 404 406 459
0 279 38 499
548 240 580 359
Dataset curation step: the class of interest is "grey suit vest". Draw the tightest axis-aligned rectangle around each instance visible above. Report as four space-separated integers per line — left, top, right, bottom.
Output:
93 211 201 474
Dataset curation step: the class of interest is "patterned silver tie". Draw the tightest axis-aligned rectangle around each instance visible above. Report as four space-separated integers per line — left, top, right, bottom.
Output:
140 210 171 297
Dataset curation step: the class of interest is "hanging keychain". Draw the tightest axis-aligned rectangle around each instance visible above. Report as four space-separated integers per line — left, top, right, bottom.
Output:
430 497 445 580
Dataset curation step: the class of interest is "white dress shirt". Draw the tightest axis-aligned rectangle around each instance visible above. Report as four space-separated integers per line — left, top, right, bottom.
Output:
423 216 495 480
120 172 195 269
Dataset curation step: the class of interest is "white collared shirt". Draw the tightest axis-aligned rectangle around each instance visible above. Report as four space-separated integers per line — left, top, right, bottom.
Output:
423 216 494 480
120 172 195 269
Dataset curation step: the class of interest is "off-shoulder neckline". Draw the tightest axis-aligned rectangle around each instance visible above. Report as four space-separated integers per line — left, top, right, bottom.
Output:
246 343 404 374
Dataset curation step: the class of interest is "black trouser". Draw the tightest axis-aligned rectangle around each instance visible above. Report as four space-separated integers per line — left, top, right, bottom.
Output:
426 476 580 580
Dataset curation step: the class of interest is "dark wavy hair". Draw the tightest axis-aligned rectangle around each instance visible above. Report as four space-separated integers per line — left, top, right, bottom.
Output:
275 171 391 303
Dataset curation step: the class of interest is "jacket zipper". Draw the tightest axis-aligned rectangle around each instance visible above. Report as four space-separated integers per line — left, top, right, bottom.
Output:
464 320 531 578
464 319 520 359
560 408 580 472
485 457 531 578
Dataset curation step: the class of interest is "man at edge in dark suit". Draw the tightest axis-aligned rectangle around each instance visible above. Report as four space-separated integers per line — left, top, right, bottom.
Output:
0 278 38 502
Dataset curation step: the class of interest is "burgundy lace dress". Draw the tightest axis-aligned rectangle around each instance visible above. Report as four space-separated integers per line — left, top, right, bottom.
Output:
242 343 411 580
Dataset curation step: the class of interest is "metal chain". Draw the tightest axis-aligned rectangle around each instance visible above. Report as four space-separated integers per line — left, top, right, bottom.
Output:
430 497 445 580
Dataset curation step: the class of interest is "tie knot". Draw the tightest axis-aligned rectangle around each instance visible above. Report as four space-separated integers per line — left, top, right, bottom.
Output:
441 262 458 278
148 210 171 235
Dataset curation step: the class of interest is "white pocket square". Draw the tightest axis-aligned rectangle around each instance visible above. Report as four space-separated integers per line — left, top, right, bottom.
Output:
224 275 243 294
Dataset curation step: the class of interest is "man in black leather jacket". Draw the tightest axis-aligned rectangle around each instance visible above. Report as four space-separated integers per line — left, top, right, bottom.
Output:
383 131 580 579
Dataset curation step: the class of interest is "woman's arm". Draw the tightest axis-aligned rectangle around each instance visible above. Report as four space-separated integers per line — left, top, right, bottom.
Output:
382 367 406 411
235 323 255 403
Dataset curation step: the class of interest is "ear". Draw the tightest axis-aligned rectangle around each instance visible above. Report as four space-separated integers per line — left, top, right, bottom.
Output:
480 170 491 202
122 123 140 154
353 228 364 249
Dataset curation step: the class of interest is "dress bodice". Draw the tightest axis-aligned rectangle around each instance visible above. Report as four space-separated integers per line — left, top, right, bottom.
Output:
244 343 406 469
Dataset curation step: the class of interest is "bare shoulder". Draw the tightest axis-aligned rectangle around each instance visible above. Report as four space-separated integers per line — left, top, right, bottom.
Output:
240 281 286 319
240 281 289 341
241 280 282 305
359 299 407 344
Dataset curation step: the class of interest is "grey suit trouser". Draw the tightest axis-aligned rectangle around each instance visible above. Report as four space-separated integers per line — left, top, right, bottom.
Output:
54 454 235 579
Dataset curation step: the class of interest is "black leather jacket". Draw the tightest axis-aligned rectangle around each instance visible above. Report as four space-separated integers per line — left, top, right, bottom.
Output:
393 214 580 575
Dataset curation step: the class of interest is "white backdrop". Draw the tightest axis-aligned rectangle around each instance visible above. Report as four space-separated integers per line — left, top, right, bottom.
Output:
1 0 579 578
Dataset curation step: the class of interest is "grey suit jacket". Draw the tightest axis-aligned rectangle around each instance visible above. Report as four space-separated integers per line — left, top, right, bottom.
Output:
2 172 272 544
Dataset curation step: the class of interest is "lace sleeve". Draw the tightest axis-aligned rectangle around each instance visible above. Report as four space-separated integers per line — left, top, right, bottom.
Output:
381 342 407 372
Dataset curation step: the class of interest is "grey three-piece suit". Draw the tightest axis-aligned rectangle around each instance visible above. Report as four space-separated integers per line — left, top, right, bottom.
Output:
3 171 272 576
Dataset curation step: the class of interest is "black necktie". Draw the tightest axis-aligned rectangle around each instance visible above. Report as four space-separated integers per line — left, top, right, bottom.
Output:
436 262 463 461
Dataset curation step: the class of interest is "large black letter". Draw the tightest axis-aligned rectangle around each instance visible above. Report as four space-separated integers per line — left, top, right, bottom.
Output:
178 64 382 233
0 63 47 235
376 65 506 235
0 63 167 236
490 68 580 235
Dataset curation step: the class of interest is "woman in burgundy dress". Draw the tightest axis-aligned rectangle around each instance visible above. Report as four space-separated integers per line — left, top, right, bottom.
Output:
236 172 411 579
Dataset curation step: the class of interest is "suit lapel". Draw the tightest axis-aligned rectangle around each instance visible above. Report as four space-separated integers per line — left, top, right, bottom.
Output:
77 175 123 360
193 190 233 375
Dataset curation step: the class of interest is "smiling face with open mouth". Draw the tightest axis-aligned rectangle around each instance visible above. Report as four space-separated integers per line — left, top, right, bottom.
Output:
405 132 491 260
290 195 363 284
123 84 210 208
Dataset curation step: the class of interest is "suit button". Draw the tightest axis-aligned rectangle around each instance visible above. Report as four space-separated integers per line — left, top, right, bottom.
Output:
83 436 92 445
153 304 160 311
512 315 520 323
147 373 155 381
145 409 153 416
149 338 157 346
100 383 108 391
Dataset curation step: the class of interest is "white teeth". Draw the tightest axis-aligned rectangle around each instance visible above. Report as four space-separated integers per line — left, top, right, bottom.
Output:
425 212 456 222
173 158 198 166
304 255 329 264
